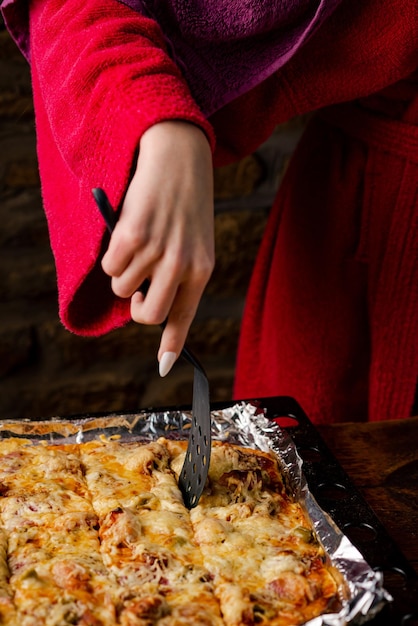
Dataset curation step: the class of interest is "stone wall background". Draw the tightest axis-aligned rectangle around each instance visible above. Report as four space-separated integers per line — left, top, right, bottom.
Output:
0 18 305 420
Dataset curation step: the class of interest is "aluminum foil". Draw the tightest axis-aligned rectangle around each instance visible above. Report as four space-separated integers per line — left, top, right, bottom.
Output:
0 401 392 625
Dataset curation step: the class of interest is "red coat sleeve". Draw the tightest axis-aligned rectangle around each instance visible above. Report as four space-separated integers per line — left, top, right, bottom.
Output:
29 0 215 335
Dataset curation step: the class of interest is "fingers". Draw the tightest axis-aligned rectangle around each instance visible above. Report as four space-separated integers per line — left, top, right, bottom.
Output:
101 223 134 281
107 240 161 299
159 351 177 377
101 210 157 298
103 207 214 376
130 257 213 376
129 256 181 326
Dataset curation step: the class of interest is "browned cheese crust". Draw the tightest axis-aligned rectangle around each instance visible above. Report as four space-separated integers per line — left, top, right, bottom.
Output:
0 437 341 625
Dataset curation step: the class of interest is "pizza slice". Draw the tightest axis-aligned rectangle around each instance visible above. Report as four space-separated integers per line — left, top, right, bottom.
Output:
0 528 17 626
6 514 117 626
0 439 91 503
81 438 224 625
169 440 341 626
0 440 118 625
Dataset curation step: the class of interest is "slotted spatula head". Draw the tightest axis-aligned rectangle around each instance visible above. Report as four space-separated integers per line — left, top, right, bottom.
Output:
178 347 211 508
92 187 212 508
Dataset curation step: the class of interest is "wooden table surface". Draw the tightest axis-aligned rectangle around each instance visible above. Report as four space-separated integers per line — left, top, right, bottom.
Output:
316 416 418 624
317 417 418 573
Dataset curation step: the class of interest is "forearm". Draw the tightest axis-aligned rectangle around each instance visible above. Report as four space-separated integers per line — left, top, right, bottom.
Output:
29 0 215 203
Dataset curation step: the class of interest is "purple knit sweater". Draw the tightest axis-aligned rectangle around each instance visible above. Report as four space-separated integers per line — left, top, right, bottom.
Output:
2 0 342 115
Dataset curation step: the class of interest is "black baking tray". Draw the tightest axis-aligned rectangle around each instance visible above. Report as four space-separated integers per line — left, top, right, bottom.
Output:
228 396 418 626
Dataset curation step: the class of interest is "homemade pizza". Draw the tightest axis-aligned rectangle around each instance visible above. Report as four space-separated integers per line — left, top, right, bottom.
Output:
0 436 342 625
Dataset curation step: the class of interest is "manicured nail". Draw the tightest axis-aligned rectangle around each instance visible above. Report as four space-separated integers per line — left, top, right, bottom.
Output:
159 352 177 377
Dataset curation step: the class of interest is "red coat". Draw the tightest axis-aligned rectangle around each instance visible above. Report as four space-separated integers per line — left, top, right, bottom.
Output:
19 0 418 421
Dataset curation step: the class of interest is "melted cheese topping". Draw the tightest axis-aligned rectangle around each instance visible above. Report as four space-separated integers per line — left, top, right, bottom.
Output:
0 437 340 626
0 528 16 626
187 442 339 625
81 440 223 621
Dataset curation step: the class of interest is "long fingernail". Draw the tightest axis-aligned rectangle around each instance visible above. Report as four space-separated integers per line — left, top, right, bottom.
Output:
159 352 177 377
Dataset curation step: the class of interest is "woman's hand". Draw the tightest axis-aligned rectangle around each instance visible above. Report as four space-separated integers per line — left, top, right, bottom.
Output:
101 121 214 375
